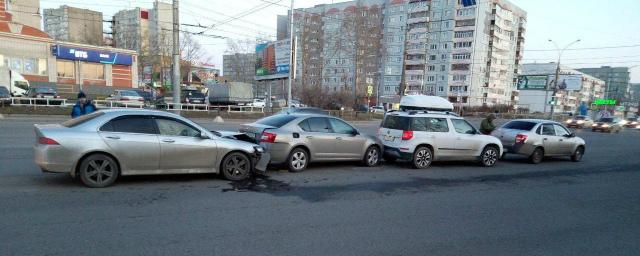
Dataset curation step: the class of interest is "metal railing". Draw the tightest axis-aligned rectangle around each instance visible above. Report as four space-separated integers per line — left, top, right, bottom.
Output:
9 97 68 106
93 100 145 109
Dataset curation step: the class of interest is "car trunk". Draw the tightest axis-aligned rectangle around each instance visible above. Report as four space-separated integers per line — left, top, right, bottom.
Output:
493 128 525 147
379 115 410 148
239 123 277 143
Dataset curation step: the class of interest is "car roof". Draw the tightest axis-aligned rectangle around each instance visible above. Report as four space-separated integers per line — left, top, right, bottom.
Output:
99 108 177 117
507 119 561 125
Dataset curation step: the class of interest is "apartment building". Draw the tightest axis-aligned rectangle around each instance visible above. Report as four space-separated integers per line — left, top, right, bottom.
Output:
44 6 104 45
577 66 631 103
281 0 526 106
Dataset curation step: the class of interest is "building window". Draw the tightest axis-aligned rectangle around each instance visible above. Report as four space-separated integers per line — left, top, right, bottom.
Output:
82 63 104 80
453 74 467 81
451 64 470 71
452 53 472 60
428 65 435 71
440 65 446 71
429 55 436 61
454 42 472 48
57 60 75 78
454 30 474 38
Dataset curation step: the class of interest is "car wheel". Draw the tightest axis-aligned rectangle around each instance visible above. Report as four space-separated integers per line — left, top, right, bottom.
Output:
78 154 119 188
363 146 380 167
412 146 433 169
288 148 308 173
529 147 544 164
571 146 584 162
480 146 499 167
221 152 252 181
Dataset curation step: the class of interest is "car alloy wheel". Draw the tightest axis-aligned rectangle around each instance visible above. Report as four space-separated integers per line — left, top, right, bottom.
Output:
529 147 544 164
364 146 380 167
413 146 433 169
79 154 119 188
288 148 308 172
222 152 251 181
571 147 584 162
481 146 499 167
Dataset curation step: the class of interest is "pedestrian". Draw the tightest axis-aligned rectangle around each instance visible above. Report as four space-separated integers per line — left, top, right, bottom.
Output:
71 91 97 118
479 114 496 135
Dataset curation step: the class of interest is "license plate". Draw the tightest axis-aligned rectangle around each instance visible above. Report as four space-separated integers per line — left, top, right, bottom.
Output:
384 135 395 141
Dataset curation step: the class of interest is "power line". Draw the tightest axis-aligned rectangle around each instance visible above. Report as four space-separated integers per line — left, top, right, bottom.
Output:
524 43 640 52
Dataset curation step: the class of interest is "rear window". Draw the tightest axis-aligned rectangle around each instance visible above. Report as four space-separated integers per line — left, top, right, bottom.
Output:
502 121 537 131
120 91 139 97
61 112 104 127
382 115 410 130
574 116 586 120
255 115 297 128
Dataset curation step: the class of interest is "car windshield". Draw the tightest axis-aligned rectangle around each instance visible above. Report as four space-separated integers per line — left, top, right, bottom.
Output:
186 91 205 97
628 118 637 121
502 121 537 131
35 87 55 93
255 115 297 128
120 91 139 97
0 87 8 95
574 116 586 120
599 117 614 123
61 112 104 127
382 115 410 130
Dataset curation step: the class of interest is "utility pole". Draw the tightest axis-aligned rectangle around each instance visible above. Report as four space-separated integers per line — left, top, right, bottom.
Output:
547 39 580 120
287 0 294 107
172 0 181 113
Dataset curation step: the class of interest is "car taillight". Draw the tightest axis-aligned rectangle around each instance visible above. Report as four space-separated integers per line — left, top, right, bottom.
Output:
402 130 413 140
138 98 144 102
186 98 190 103
515 134 528 144
38 137 60 145
260 131 277 143
121 97 130 101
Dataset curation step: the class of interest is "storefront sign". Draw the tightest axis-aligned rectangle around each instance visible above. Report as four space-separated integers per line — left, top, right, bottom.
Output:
52 45 133 66
517 75 548 90
593 99 617 105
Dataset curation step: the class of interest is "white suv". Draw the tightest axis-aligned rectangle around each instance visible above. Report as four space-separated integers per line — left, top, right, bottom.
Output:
378 111 503 168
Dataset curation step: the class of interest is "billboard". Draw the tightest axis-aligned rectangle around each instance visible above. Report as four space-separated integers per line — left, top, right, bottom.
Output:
52 45 133 66
548 74 582 91
255 39 290 80
517 75 548 90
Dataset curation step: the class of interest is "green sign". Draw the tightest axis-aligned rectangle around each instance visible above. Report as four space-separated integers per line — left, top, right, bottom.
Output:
367 85 373 96
517 75 548 90
593 99 617 105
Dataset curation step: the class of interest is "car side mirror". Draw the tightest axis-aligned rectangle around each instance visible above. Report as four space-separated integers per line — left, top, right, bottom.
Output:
200 133 211 140
564 133 575 138
352 130 359 136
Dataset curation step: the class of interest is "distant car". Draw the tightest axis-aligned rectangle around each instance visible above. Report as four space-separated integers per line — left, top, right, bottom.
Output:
249 98 266 108
34 109 269 187
621 117 638 128
290 99 306 107
565 115 593 128
240 114 382 172
0 86 11 106
492 119 586 164
276 107 328 115
26 86 59 99
133 89 154 103
108 90 145 105
181 90 206 104
591 117 623 133
370 106 385 114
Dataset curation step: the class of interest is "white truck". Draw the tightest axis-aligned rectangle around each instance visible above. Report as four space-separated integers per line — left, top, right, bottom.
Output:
0 67 28 96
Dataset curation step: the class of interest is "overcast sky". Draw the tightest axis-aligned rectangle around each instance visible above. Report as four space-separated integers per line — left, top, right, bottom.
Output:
38 0 640 82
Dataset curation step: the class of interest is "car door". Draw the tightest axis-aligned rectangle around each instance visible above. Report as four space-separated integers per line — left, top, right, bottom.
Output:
450 118 485 159
412 117 458 159
98 115 160 173
553 124 574 155
153 116 217 173
328 118 366 160
539 123 560 155
299 117 337 160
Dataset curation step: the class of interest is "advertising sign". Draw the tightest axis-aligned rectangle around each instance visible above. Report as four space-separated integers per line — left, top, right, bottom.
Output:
517 75 548 90
52 45 133 66
548 74 582 91
255 39 290 80
593 99 617 105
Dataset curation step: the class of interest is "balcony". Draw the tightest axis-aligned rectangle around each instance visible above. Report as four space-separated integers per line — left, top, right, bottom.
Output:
405 69 424 75
409 5 429 13
407 16 429 24
408 27 428 34
405 59 425 65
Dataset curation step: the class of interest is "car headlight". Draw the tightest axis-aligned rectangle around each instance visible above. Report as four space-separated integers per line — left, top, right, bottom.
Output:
565 119 572 123
631 121 638 125
591 124 597 127
620 120 628 125
577 120 584 124
603 124 610 128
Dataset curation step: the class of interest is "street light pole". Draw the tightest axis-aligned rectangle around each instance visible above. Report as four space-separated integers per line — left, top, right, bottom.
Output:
287 0 294 107
547 39 580 120
172 0 181 113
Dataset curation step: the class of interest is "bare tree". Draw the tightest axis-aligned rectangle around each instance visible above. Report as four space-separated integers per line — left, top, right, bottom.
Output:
180 32 211 85
225 39 255 83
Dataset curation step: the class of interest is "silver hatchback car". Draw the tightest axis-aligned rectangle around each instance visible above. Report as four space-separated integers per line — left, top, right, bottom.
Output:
240 114 382 172
491 119 586 164
34 109 269 187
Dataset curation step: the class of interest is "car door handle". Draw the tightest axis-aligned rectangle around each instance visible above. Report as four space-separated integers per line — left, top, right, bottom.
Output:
162 139 175 143
543 138 548 140
336 137 343 140
105 135 120 140
559 139 563 142
306 136 314 139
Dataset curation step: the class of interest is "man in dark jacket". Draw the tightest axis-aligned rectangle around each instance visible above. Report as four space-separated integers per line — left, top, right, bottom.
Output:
71 91 97 118
480 114 496 135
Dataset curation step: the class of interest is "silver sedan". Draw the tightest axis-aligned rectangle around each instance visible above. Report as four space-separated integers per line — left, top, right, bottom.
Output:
34 109 269 187
240 114 382 172
491 119 586 164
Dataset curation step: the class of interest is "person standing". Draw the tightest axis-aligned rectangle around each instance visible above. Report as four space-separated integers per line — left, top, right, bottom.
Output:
71 91 97 118
480 114 496 135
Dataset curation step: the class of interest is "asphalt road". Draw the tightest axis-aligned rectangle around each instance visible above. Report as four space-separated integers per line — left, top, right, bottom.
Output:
1 115 639 256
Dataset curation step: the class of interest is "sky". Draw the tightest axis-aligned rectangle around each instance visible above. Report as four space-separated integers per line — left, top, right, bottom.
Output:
37 0 640 82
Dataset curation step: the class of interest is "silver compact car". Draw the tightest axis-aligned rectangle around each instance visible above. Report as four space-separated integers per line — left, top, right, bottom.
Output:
34 109 269 187
591 117 623 133
491 119 586 164
240 114 382 172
